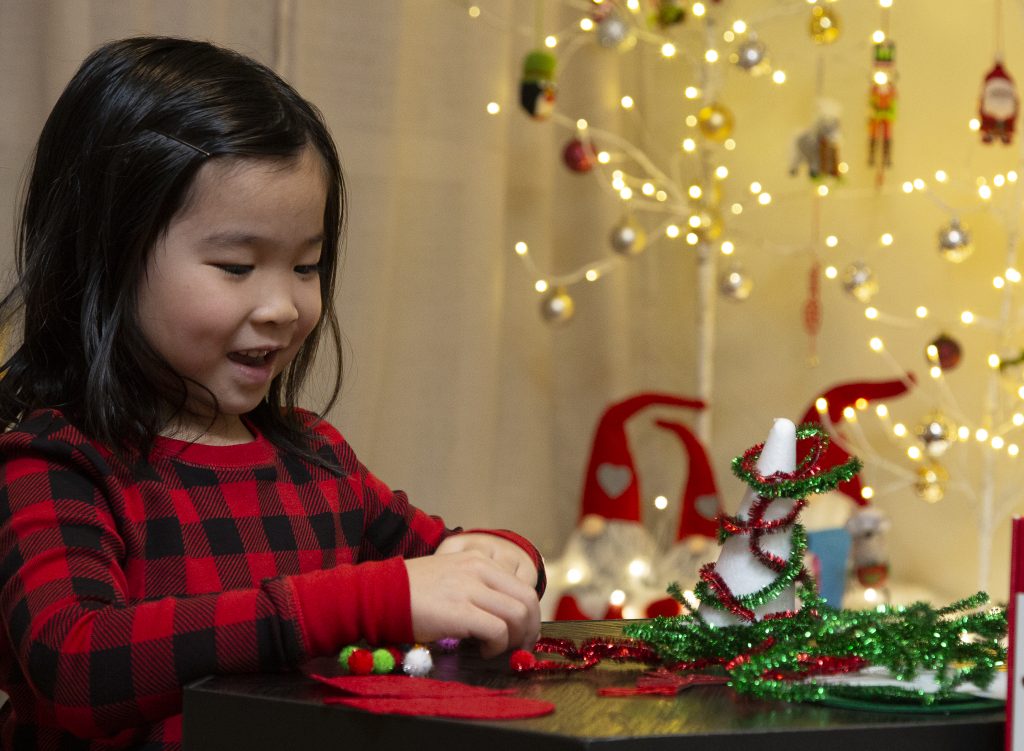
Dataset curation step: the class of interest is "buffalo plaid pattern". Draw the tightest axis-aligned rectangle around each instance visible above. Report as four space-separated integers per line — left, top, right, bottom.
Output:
0 409 543 750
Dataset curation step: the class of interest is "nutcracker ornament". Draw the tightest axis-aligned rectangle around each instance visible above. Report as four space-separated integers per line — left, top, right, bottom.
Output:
868 41 896 171
979 61 1018 144
519 50 557 119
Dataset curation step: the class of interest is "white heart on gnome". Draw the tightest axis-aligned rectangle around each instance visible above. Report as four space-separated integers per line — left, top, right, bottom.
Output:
596 463 633 498
695 494 719 520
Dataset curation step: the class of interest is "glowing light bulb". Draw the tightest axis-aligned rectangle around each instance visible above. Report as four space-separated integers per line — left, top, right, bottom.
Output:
620 95 635 110
662 42 677 58
893 423 907 437
1014 412 1024 426
686 232 699 245
609 589 627 606
961 311 975 324
825 235 839 247
580 17 595 31
876 404 889 417
855 398 868 410
758 192 772 205
861 486 875 500
913 178 925 190
976 428 989 442
979 184 993 200
682 138 697 153
865 307 879 320
772 70 786 84
969 117 981 131
958 425 970 440
692 2 706 16
535 280 549 293
733 20 747 33
721 240 735 255
935 170 948 182
817 185 829 197
1008 267 1022 283
642 182 655 196
666 224 680 238
715 165 729 179
689 185 703 199
929 365 942 379
544 35 558 48
902 181 914 194
992 436 1006 450
824 265 838 279
515 242 529 255
870 337 884 352
994 277 1006 289
916 306 928 318
685 86 700 99
654 495 668 510
872 30 886 44
907 446 921 460
585 269 599 282
705 49 719 63
843 406 856 420
628 559 650 578
989 354 1001 368
816 397 828 412
597 151 610 164
1011 444 1021 457
566 567 584 584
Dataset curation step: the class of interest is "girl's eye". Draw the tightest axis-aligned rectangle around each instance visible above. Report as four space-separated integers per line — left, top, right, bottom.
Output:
215 264 253 276
295 264 321 276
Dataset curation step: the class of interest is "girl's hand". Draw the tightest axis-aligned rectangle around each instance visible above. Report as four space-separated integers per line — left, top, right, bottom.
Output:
404 548 541 658
434 533 539 588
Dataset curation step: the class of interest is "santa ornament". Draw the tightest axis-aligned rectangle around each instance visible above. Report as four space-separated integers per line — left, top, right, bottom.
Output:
979 61 1018 144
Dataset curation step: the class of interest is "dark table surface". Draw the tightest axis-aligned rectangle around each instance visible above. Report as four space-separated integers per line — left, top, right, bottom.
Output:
183 620 1005 750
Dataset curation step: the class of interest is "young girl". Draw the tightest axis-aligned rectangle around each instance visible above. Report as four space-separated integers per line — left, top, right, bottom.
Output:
0 37 544 751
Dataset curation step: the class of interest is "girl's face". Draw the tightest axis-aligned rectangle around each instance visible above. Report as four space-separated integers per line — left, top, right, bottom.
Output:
137 146 327 444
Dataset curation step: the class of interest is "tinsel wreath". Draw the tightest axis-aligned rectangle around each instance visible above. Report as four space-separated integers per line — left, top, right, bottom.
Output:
621 424 1007 704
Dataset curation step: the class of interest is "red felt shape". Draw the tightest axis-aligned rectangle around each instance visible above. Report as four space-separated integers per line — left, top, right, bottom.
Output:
598 669 729 697
309 673 515 698
325 695 555 719
310 672 555 720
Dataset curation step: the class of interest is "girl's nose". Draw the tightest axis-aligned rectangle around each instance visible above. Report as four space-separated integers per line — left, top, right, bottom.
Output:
252 281 300 325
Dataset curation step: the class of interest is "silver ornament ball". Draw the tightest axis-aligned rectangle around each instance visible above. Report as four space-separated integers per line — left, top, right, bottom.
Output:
609 219 646 255
540 286 575 324
938 218 972 262
718 263 753 301
915 413 954 458
841 261 878 303
734 38 767 71
596 13 636 50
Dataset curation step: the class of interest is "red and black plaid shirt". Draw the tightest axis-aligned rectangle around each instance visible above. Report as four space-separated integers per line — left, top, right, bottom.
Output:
0 409 543 750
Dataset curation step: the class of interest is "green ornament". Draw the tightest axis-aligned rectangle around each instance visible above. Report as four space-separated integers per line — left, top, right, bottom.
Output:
372 648 396 674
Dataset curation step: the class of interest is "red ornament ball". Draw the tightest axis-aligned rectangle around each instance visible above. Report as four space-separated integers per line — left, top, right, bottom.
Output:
563 138 597 173
510 650 537 672
928 333 961 371
347 648 375 675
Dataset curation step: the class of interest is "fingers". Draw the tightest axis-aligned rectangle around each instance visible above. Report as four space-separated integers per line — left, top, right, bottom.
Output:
405 551 541 657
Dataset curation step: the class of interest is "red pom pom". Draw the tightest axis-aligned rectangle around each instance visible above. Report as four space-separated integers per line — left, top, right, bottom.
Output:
510 650 537 672
347 648 374 675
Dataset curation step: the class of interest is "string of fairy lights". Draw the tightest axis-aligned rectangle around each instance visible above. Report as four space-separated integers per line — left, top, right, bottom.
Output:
458 0 1024 589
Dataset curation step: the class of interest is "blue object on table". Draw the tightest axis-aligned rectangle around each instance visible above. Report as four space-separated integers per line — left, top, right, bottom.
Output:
806 527 852 608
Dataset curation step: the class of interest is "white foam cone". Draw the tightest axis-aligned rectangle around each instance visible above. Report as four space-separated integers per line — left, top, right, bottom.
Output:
699 419 800 626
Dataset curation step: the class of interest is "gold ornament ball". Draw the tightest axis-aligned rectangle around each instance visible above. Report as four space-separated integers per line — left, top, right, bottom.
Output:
809 5 840 45
938 218 972 263
539 286 574 325
914 462 948 504
841 261 878 303
697 103 734 142
609 218 647 255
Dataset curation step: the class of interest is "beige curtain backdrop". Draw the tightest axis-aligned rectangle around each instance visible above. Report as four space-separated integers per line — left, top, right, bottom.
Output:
2 0 1022 608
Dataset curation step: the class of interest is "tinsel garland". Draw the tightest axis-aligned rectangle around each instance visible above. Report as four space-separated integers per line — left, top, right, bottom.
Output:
623 591 1007 704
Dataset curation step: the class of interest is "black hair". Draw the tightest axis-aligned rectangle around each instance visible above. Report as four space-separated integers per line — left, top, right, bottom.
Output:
0 36 345 462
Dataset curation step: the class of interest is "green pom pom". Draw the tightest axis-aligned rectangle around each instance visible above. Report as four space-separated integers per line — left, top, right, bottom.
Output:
371 648 396 675
338 645 359 670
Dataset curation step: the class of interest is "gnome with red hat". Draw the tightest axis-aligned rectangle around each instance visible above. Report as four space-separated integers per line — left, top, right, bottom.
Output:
543 393 721 621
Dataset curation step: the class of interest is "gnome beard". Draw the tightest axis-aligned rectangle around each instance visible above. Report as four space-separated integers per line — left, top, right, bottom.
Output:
698 419 801 627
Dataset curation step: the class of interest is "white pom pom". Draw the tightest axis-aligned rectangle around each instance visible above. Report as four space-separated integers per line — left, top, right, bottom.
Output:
402 645 433 677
